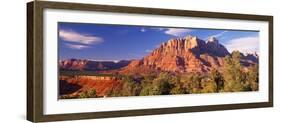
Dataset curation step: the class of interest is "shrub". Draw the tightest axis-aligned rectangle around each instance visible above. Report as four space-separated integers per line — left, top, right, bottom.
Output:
78 89 97 98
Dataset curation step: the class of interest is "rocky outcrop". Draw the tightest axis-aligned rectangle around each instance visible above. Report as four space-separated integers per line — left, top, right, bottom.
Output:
205 37 230 57
244 52 259 63
121 35 257 74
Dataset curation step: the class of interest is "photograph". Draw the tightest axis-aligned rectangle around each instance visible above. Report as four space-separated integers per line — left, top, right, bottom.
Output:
26 1 273 122
58 22 259 99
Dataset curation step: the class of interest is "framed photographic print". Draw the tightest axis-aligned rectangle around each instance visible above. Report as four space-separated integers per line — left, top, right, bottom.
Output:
27 0 273 122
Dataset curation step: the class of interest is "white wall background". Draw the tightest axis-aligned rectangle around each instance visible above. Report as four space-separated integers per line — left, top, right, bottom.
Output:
0 0 279 123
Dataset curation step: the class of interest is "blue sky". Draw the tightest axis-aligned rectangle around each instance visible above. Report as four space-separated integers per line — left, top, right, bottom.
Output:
58 22 259 61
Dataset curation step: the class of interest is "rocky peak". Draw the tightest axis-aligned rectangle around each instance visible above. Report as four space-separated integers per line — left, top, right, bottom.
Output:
243 52 259 63
154 35 229 58
124 35 231 73
245 52 259 58
155 35 206 55
207 36 218 44
186 36 204 49
205 36 230 57
206 37 220 48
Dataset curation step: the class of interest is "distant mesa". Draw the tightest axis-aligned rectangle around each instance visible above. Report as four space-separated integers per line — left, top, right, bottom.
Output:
59 59 131 71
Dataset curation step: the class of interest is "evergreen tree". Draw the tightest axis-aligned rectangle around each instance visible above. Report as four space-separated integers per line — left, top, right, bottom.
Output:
222 51 247 92
246 64 259 91
210 69 224 92
181 74 202 94
201 80 217 93
149 72 172 95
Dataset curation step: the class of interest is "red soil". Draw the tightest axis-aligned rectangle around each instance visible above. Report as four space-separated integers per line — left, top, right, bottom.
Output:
59 76 121 97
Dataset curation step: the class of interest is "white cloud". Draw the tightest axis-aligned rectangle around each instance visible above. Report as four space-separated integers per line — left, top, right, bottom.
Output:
224 36 259 53
164 28 192 37
59 29 103 45
140 28 146 32
212 31 228 38
206 31 228 40
64 43 90 50
145 49 152 53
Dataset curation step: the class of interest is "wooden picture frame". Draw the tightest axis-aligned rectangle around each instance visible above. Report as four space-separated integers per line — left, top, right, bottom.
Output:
27 1 273 122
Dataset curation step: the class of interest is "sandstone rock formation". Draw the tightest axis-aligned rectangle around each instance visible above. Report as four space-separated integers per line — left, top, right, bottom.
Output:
121 35 257 74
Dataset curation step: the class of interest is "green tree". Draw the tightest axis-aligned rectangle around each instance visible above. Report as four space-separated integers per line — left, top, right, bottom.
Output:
139 83 152 96
139 74 155 96
146 72 172 95
181 74 202 94
119 75 141 96
210 69 224 92
140 73 187 95
246 64 259 91
222 51 247 92
201 80 217 93
170 75 186 94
